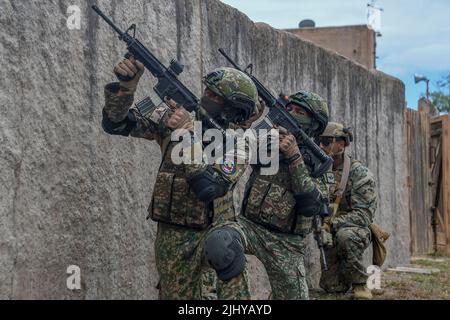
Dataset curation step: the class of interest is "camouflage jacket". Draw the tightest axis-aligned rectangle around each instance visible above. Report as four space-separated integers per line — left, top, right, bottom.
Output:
330 158 377 230
103 82 251 225
103 82 171 142
290 158 330 199
291 159 331 235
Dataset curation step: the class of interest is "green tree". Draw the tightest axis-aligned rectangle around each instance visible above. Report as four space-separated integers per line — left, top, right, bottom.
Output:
430 73 450 113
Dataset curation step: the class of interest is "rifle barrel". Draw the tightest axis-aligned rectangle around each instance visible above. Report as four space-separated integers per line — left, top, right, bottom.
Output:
218 48 242 70
92 5 124 36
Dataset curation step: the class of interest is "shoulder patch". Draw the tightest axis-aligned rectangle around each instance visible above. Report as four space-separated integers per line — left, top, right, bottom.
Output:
325 172 335 184
220 159 237 175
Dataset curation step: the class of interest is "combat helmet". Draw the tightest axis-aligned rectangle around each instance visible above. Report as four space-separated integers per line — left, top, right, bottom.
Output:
202 67 258 124
321 122 353 146
288 90 329 136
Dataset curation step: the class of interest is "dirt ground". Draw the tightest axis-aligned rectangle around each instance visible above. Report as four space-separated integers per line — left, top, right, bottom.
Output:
310 254 450 300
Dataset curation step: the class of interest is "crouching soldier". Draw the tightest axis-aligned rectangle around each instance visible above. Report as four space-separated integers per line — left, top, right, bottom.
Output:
318 122 378 300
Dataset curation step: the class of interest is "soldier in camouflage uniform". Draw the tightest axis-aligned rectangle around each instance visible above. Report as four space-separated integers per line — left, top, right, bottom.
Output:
101 57 259 299
318 122 378 300
236 91 331 300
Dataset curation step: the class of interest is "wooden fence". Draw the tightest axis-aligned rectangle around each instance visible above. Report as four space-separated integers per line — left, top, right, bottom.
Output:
430 116 450 253
407 109 450 255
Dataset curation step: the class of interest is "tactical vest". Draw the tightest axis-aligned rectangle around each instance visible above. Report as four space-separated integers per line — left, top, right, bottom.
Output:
242 162 314 236
149 138 212 229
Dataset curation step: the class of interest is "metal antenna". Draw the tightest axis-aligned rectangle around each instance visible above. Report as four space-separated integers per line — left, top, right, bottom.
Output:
367 0 383 36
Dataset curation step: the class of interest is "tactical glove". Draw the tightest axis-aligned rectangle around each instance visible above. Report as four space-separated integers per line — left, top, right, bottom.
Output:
322 217 332 233
114 56 144 94
164 99 194 131
320 228 334 248
279 127 301 164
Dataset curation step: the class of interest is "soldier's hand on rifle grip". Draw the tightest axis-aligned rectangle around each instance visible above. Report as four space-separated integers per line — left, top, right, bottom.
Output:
279 127 301 164
320 228 334 248
114 56 144 95
164 98 194 131
322 218 332 233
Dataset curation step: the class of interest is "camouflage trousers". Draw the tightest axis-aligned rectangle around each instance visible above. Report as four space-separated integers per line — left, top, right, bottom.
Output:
319 226 371 293
239 216 309 300
155 221 251 300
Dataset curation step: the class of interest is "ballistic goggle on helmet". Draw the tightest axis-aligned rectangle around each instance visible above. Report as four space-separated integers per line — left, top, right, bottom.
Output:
203 67 258 123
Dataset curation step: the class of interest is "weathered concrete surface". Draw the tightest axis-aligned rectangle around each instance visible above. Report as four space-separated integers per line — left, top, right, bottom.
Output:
0 0 408 299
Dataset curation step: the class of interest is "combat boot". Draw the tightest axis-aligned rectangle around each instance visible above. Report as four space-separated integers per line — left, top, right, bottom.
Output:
352 284 372 300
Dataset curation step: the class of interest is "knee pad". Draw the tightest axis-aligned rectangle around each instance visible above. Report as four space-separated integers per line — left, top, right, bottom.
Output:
204 227 245 281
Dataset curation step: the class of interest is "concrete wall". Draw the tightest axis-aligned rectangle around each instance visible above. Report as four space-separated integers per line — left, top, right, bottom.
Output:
285 25 376 70
0 0 408 299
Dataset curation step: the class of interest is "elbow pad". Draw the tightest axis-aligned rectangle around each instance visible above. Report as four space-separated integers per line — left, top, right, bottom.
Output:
187 167 230 203
295 188 329 217
101 109 137 136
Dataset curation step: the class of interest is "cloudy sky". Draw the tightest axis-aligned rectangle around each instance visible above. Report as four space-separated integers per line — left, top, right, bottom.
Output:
221 0 450 108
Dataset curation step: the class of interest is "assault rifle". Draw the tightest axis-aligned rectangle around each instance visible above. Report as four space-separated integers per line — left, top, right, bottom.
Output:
91 5 227 136
218 48 333 178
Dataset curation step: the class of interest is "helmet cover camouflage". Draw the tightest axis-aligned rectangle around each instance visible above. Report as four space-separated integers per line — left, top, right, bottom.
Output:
203 67 258 123
320 122 353 146
288 90 329 136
